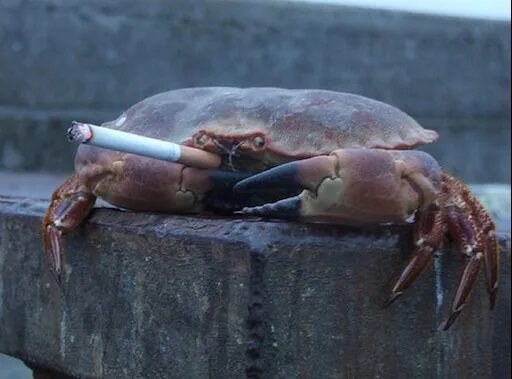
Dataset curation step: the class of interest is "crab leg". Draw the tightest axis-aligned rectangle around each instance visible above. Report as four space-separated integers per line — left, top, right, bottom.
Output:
385 206 446 306
441 253 483 330
42 174 96 283
439 175 499 328
484 231 499 309
458 184 499 310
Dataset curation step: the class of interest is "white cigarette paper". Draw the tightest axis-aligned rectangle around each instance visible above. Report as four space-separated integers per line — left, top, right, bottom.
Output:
67 122 221 169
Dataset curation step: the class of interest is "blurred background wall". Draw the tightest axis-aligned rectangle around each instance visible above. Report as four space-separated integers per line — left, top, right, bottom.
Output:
0 0 510 182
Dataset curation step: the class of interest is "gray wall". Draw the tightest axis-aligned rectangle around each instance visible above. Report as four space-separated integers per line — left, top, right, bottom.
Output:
0 0 510 182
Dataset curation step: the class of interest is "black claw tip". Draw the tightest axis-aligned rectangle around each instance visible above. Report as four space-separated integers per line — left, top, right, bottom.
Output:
233 162 299 193
383 292 402 308
209 170 252 191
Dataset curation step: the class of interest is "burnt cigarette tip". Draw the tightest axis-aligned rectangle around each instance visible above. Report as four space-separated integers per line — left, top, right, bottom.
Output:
67 121 93 143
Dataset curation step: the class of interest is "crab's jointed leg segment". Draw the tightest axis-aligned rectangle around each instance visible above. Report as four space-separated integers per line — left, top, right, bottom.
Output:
457 179 499 310
42 174 96 283
484 231 499 309
439 174 499 329
390 173 498 330
385 205 446 307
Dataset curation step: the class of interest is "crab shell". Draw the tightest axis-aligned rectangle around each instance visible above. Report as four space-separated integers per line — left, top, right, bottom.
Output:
93 87 437 154
75 87 439 214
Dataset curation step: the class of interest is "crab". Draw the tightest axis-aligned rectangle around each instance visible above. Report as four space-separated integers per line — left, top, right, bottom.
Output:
43 87 498 329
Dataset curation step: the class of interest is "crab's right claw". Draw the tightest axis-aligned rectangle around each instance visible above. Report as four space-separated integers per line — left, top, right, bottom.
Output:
233 155 338 218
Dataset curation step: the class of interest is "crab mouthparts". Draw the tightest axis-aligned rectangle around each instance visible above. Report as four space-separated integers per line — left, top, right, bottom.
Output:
211 138 246 171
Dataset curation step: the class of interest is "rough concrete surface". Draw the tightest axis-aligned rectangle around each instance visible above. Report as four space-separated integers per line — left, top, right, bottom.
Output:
0 195 510 378
0 0 510 182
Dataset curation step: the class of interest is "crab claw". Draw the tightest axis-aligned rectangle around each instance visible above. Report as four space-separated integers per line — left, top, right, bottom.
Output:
208 170 253 191
233 155 337 218
234 156 337 194
234 149 441 224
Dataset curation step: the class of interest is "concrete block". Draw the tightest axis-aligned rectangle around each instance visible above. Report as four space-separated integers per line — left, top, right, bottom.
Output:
0 196 510 378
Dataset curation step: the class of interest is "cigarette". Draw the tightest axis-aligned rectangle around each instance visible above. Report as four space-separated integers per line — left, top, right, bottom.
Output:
67 122 221 169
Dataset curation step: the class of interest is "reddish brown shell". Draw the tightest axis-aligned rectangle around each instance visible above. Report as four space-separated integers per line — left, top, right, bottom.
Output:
101 87 438 157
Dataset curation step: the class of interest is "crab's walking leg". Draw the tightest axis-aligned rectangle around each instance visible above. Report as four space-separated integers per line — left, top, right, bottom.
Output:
388 174 498 329
440 174 499 329
385 206 446 306
42 174 96 283
484 231 499 309
458 183 499 310
441 252 483 330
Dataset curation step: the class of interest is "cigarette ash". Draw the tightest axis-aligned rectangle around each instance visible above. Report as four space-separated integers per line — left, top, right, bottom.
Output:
67 121 93 144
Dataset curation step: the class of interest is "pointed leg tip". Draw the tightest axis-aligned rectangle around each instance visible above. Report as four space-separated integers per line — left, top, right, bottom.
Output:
49 258 63 285
440 310 462 331
383 292 402 308
439 321 451 331
50 266 63 286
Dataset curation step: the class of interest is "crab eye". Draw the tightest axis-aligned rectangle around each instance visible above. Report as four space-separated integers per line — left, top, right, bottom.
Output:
195 134 208 145
252 136 265 149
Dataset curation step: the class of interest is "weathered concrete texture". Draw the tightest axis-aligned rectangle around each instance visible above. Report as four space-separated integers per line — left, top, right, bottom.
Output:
0 197 510 378
0 0 510 182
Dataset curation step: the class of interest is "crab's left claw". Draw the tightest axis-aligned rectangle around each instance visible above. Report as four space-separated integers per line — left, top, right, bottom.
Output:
235 149 441 224
233 155 338 219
